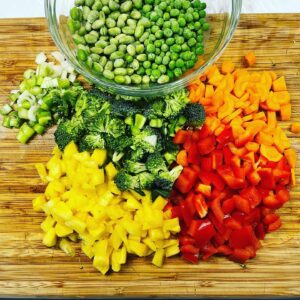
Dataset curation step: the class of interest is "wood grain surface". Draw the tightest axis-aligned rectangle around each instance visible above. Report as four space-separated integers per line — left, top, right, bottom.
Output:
0 14 300 298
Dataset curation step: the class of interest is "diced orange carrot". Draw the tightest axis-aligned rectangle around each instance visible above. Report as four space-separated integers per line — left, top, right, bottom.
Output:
242 115 253 122
291 123 300 134
218 96 235 120
266 92 280 111
244 51 256 67
256 132 273 146
221 61 235 74
284 149 297 168
273 91 290 105
273 127 291 153
245 142 259 153
260 144 283 162
222 109 243 124
272 76 287 92
280 103 291 121
176 149 188 167
267 111 277 129
209 73 224 87
205 85 214 98
214 124 226 136
253 111 266 121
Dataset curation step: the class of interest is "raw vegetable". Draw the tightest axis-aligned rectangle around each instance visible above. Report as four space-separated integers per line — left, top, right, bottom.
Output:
54 88 205 198
291 123 300 134
0 52 81 143
33 142 180 274
171 56 295 265
69 0 209 85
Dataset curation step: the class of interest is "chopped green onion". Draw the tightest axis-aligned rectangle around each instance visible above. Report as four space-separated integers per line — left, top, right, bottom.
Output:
34 123 46 134
0 104 13 115
17 123 35 144
149 119 163 128
2 116 11 128
18 108 29 120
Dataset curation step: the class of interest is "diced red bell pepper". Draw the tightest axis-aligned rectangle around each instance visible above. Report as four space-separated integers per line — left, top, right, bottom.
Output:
233 195 251 214
216 127 234 145
223 146 233 165
180 244 199 254
217 166 246 189
235 130 253 147
248 170 261 186
197 135 216 155
171 206 181 219
263 213 279 225
182 252 199 264
276 187 290 204
240 186 262 209
193 193 208 218
211 149 223 169
263 195 282 209
224 217 243 230
229 225 256 249
173 130 190 144
211 192 226 223
230 248 251 264
175 174 194 194
244 208 261 225
258 168 276 190
199 156 213 172
179 236 195 246
202 243 218 261
183 138 193 151
197 124 210 139
260 207 275 216
213 232 226 246
187 144 201 164
185 192 196 216
267 218 282 232
217 245 232 256
222 197 236 214
180 202 193 226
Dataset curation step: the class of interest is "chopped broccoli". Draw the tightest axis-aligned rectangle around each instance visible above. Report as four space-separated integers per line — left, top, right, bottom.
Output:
163 89 189 118
107 118 126 138
78 133 105 152
183 103 206 128
105 135 133 163
137 172 155 190
129 147 146 162
124 160 147 174
114 170 139 192
54 116 84 150
109 99 140 117
145 153 168 175
144 100 165 119
153 165 183 196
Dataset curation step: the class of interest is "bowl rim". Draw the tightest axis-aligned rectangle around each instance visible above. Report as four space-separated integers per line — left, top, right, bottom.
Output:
45 0 243 97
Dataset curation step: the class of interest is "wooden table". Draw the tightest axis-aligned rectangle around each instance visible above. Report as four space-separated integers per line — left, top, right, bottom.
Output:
0 14 300 298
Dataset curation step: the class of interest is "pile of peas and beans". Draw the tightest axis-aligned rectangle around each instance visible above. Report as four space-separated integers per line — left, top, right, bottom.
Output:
68 0 209 85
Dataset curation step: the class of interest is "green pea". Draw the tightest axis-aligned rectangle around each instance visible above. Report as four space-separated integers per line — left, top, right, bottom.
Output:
125 54 134 63
137 66 145 75
135 44 144 54
186 60 195 68
114 75 126 84
104 44 117 54
174 68 182 77
145 69 152 76
157 74 169 84
148 53 156 61
93 62 103 72
162 56 170 65
170 8 179 17
127 68 134 75
158 65 166 74
120 1 133 12
103 70 114 79
138 17 151 28
143 61 151 69
114 58 125 68
114 68 127 75
70 7 82 21
151 69 161 79
163 28 173 38
176 59 184 68
131 74 142 84
142 75 150 84
161 44 169 52
155 56 162 65
196 47 204 55
156 17 164 27
133 0 143 9
146 44 155 53
110 11 121 20
137 54 147 62
171 44 181 53
166 38 175 46
130 59 140 70
68 19 81 34
203 22 209 31
77 49 88 61
169 60 176 70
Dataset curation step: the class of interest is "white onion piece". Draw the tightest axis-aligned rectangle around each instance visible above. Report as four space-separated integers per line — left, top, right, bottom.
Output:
35 52 47 65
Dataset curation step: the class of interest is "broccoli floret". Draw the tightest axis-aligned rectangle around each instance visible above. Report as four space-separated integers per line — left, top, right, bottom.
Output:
163 89 189 118
109 99 140 117
78 133 106 152
145 153 168 175
107 118 126 138
131 126 162 155
124 160 147 174
114 170 139 192
129 147 146 162
153 165 183 196
137 172 155 190
105 135 133 163
183 103 206 128
144 100 165 119
54 116 84 150
167 115 187 137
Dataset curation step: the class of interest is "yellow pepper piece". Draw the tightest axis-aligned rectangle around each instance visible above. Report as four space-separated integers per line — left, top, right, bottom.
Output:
35 163 48 183
105 162 118 180
41 215 55 232
59 239 75 257
32 195 46 212
43 228 57 247
152 248 165 267
91 149 107 166
55 222 73 237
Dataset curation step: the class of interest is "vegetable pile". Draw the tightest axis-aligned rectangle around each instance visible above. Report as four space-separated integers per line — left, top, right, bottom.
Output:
1 52 80 143
171 57 296 264
34 142 180 274
0 51 297 274
68 0 209 84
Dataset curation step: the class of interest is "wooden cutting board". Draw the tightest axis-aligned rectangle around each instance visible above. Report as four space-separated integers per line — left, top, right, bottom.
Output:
0 14 300 297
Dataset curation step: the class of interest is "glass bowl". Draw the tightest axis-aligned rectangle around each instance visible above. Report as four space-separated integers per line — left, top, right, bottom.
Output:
45 0 242 97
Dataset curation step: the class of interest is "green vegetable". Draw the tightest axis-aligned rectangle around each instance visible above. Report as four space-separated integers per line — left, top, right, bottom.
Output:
183 103 206 128
17 123 35 144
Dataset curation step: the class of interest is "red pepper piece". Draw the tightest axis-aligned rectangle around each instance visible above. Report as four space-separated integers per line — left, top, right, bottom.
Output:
276 187 290 204
211 149 223 169
263 195 282 209
173 130 190 144
180 244 199 254
175 174 194 194
171 206 181 219
233 195 251 214
229 225 256 249
244 208 261 225
217 245 232 256
197 135 216 155
211 192 226 223
224 217 243 230
222 197 236 214
240 186 262 209
202 243 218 261
263 213 279 225
198 124 210 139
193 194 208 218
187 144 201 164
179 236 195 246
267 218 282 232
182 252 199 264
199 156 213 172
235 130 253 147
258 168 276 190
248 170 261 186
218 165 245 189
230 248 251 264
216 127 234 145
223 146 233 165
194 220 216 249
183 138 193 151
180 202 192 226
213 232 226 246
185 192 196 216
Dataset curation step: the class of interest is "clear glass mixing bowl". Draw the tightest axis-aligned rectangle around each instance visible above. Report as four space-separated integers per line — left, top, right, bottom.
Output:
45 0 242 97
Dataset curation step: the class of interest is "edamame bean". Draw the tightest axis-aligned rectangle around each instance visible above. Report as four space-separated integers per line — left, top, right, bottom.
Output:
127 44 136 56
133 0 142 9
104 44 117 54
122 26 135 35
114 58 125 68
110 51 124 60
85 33 98 44
142 75 150 84
114 68 127 75
85 0 95 7
95 40 108 48
134 24 144 38
131 10 141 20
73 34 86 45
114 75 126 84
108 27 121 36
87 10 99 23
93 62 103 72
91 46 103 54
120 1 133 13
99 56 108 66
131 74 142 84
124 75 131 84
92 19 105 29
126 68 134 75
136 54 146 62
135 44 144 53
130 59 139 70
118 44 127 52
103 69 114 79
104 61 113 70
109 0 119 11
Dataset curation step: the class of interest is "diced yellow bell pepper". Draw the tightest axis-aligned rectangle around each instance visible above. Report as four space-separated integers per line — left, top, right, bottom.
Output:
93 239 108 256
118 246 127 264
110 229 122 250
107 205 124 220
96 183 108 196
163 218 180 233
152 248 165 267
73 151 90 162
41 215 55 232
82 243 94 259
55 222 73 237
93 255 110 275
105 162 118 180
123 191 142 210
65 217 86 234
143 237 157 252
35 163 48 183
59 238 75 257
91 149 107 166
68 233 78 242
43 228 57 247
149 228 165 241
122 219 141 236
52 201 73 221
63 141 78 159
162 239 179 249
107 180 121 195
98 191 114 206
32 195 46 212
128 240 148 257
51 145 62 158
165 244 180 257
152 196 168 210
111 250 121 272
90 169 105 186
89 224 106 240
